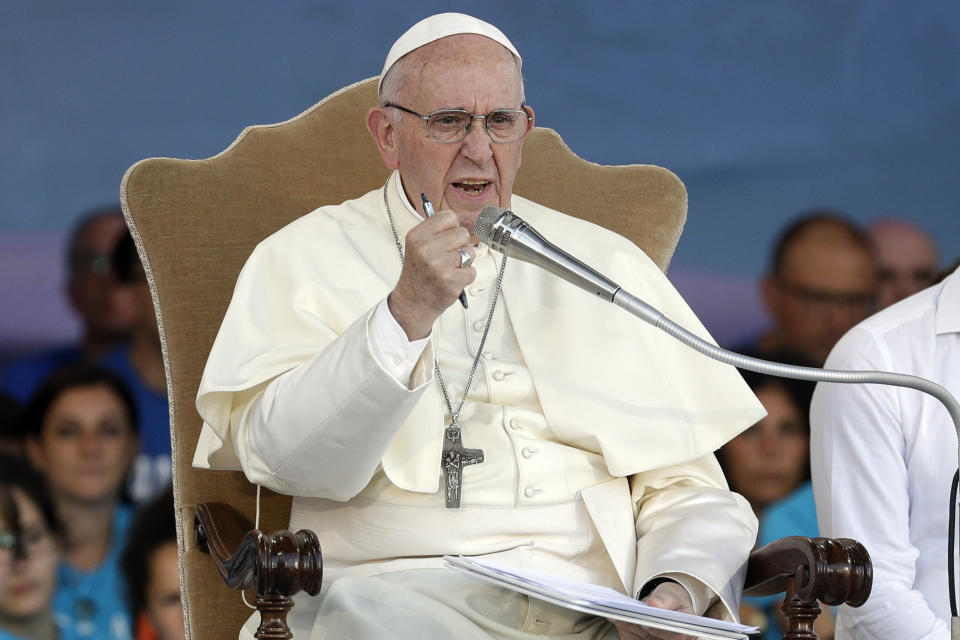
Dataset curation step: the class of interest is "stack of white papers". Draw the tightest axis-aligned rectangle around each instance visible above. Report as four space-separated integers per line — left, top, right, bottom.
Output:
444 556 758 640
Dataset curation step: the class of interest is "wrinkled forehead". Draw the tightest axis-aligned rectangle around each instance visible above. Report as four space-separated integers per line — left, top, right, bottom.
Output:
401 35 523 103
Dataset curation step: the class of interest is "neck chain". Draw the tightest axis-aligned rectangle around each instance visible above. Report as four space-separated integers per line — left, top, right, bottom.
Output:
383 180 508 507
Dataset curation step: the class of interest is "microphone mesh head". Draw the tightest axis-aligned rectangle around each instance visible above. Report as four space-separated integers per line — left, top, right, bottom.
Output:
475 206 508 244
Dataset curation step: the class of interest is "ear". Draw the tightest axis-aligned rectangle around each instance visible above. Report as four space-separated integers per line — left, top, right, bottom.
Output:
366 107 400 170
24 436 47 471
515 105 535 169
760 275 781 315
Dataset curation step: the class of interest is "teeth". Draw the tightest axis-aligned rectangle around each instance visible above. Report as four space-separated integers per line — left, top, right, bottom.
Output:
454 180 488 194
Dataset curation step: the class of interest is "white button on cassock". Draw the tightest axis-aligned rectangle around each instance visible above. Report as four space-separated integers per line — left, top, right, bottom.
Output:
508 418 522 430
492 370 505 381
472 320 485 332
524 486 544 498
521 447 538 458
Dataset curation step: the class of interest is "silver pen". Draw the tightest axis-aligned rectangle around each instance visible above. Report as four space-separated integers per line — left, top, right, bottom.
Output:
421 193 468 309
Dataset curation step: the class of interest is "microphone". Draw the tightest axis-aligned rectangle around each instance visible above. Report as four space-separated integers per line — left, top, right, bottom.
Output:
475 206 621 301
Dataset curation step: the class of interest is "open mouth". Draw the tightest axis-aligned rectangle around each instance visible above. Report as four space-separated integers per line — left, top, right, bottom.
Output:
452 180 490 195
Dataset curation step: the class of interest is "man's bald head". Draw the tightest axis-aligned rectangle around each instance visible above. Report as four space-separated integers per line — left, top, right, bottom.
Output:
867 218 939 309
761 212 877 365
770 213 874 278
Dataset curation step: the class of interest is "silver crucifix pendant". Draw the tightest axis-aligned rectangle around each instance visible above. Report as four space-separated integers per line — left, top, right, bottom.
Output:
441 426 484 508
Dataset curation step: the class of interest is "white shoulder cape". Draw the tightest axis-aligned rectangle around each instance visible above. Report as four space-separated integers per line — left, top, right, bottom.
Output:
194 174 765 493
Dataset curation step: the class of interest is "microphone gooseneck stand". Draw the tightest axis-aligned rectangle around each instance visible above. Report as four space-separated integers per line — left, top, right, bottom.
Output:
476 206 960 636
613 289 960 636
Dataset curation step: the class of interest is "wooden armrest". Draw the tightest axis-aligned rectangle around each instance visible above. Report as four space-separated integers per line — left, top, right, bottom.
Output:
744 536 871 605
743 536 871 639
193 502 323 640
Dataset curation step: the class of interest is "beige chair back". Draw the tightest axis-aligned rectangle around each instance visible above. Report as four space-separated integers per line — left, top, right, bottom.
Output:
120 76 687 640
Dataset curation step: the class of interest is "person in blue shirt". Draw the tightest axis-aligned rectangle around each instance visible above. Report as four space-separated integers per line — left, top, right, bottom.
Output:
0 207 130 403
23 364 140 640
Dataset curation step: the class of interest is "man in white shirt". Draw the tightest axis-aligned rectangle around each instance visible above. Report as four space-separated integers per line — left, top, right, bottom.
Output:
811 266 959 639
194 13 766 640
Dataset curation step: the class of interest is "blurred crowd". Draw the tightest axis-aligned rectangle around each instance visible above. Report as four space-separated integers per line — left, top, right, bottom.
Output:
0 202 953 640
0 208 180 640
720 211 952 639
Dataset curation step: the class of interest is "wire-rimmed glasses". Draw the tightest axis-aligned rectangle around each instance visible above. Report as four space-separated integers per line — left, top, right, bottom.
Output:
385 103 533 143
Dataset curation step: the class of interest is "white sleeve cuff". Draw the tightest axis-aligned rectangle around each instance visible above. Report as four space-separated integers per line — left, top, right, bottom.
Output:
638 573 714 617
368 297 431 387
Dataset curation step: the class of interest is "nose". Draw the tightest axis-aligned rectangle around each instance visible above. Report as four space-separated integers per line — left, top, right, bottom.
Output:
757 431 781 458
79 431 102 455
460 117 494 164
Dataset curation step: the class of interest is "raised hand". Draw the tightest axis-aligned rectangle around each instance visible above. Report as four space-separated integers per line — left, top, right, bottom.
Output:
388 210 476 340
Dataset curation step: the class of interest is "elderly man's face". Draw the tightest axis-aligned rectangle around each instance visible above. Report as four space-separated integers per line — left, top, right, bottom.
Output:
372 35 529 236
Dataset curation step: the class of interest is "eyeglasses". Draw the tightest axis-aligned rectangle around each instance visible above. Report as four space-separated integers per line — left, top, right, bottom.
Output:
385 103 533 143
70 252 113 277
776 278 875 313
877 267 937 286
0 530 14 552
14 526 53 559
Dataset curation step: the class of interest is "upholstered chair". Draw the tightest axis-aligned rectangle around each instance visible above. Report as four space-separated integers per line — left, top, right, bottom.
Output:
121 77 871 640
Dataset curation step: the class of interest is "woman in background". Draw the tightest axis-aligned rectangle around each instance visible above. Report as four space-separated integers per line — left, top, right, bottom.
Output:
719 369 813 513
0 454 63 640
23 364 140 640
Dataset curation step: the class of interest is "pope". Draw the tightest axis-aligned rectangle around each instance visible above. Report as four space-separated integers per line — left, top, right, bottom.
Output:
194 13 765 640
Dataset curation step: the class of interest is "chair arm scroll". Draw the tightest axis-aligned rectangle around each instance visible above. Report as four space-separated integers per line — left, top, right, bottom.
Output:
193 502 323 640
743 536 871 607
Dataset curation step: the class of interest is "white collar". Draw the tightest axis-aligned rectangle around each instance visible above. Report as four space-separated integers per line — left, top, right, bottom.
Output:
395 173 424 221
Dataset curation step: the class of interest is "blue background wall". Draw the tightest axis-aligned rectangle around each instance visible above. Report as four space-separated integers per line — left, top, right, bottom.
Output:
3 1 958 355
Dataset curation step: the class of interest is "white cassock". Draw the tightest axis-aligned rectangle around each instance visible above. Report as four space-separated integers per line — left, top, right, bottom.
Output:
193 171 765 638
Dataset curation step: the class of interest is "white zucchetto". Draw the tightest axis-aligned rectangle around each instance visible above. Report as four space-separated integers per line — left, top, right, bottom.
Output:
377 12 522 97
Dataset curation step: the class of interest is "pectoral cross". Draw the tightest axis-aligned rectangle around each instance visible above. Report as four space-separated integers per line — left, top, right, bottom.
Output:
441 426 484 508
